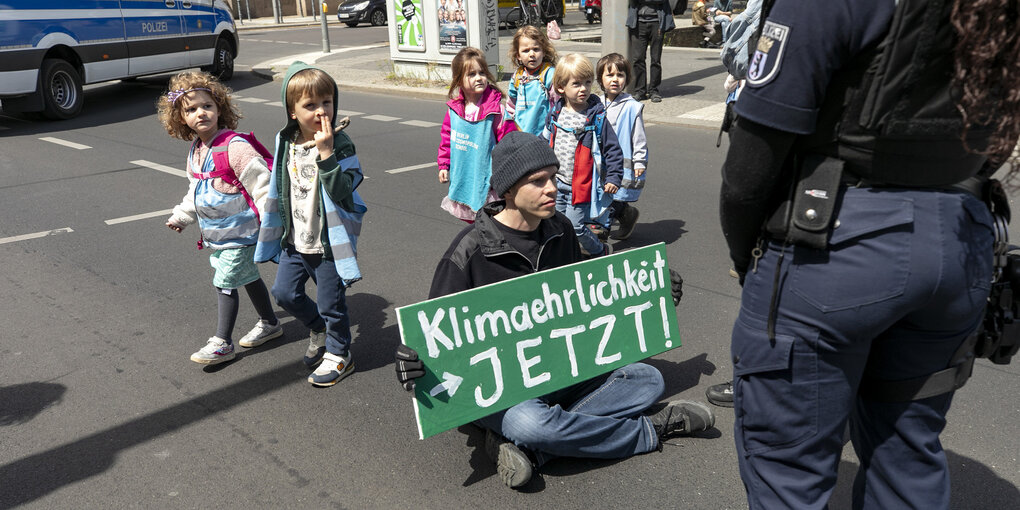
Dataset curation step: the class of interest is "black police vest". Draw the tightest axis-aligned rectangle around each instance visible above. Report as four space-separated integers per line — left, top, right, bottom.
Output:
796 0 993 187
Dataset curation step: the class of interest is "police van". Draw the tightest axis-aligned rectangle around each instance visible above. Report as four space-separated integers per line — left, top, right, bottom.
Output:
0 1 239 119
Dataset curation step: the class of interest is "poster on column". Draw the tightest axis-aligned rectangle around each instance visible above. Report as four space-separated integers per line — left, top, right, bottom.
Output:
396 243 681 439
438 0 468 53
395 0 425 51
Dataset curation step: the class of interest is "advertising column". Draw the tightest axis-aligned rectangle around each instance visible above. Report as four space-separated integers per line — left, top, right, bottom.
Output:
388 0 499 81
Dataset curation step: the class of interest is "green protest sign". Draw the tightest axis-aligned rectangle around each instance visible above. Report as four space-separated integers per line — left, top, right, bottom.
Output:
396 243 680 439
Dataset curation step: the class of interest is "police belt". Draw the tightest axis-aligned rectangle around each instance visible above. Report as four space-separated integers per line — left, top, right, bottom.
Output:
765 154 986 248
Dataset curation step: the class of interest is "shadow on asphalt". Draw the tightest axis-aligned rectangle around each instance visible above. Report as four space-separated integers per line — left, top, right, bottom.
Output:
0 71 270 137
610 219 687 253
0 295 396 509
0 382 66 427
828 451 1020 509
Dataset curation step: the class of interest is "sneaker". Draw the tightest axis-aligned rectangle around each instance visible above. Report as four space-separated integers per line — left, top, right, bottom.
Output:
303 329 326 368
238 320 283 348
706 381 734 408
611 204 640 240
484 429 533 489
646 400 715 438
587 223 610 242
633 91 648 101
650 92 662 103
308 352 354 387
190 337 235 365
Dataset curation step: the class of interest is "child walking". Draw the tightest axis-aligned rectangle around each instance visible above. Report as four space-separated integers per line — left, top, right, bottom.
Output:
437 47 516 222
159 71 282 366
255 62 368 387
545 53 625 257
596 53 647 240
505 25 558 136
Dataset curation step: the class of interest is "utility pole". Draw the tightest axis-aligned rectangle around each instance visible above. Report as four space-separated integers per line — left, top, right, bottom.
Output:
320 1 331 53
602 0 628 63
272 0 282 24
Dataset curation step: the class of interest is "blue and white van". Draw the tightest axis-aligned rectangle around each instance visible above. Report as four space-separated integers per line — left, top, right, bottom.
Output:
0 1 239 119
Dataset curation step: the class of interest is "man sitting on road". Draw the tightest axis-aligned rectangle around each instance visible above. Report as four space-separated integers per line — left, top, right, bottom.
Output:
395 131 716 489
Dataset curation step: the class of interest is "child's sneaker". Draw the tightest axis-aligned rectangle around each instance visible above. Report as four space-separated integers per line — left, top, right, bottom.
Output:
587 223 610 242
611 204 640 240
308 352 354 387
190 337 235 365
238 320 283 348
303 329 326 368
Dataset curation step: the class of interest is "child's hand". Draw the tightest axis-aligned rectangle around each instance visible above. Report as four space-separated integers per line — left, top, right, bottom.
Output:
166 221 184 233
604 183 619 194
438 169 450 183
634 167 645 178
315 115 333 160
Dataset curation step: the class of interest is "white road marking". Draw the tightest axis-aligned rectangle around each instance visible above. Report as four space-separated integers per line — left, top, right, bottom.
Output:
386 162 437 174
236 97 268 103
400 119 440 128
677 103 727 122
338 110 364 116
105 209 175 225
265 101 284 107
0 227 74 245
131 159 186 178
39 137 91 149
363 114 400 122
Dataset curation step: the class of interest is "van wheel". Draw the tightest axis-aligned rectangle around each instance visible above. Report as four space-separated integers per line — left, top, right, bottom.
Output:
40 59 83 120
210 38 234 80
370 9 386 26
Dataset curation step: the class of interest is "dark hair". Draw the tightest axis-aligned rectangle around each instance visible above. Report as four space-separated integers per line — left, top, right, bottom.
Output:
595 53 632 92
951 0 1020 175
448 47 503 99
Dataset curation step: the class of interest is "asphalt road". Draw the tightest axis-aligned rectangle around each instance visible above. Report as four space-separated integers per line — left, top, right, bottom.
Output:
0 25 1017 510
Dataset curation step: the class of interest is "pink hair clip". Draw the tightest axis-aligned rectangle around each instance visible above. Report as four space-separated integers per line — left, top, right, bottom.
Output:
167 87 212 104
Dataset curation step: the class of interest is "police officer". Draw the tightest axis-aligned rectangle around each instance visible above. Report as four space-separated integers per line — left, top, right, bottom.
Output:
719 0 1018 507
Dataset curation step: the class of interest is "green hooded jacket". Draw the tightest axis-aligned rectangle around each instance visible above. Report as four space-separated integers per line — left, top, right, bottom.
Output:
273 61 360 258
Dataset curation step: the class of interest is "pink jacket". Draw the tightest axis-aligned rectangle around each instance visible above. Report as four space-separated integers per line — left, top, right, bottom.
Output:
437 85 517 171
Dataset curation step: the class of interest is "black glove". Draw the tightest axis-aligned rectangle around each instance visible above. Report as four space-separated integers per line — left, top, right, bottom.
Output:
395 344 425 391
670 268 684 306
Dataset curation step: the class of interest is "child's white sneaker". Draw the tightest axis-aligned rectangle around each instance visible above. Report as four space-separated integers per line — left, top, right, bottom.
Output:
238 320 283 348
308 352 354 387
190 337 235 365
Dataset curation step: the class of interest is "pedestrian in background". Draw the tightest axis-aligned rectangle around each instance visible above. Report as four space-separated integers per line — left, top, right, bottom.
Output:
545 53 625 257
719 0 1020 507
596 53 647 241
627 0 675 102
437 47 517 222
505 26 558 137
255 62 368 387
159 71 281 366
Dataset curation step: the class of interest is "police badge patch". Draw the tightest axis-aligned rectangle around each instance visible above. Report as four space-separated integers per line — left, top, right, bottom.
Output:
747 21 790 87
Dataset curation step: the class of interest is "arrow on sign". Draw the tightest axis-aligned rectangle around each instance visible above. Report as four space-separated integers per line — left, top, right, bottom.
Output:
429 372 464 397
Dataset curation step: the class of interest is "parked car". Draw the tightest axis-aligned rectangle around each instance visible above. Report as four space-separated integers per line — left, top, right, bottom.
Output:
337 0 387 27
0 0 238 120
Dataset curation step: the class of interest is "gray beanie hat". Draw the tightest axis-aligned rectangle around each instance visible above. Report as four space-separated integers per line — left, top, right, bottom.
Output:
490 131 560 197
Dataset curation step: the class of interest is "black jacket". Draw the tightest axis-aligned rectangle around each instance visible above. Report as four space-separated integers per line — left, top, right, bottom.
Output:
428 201 582 299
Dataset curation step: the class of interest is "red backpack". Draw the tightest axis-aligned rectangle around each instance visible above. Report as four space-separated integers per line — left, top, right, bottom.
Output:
189 130 274 221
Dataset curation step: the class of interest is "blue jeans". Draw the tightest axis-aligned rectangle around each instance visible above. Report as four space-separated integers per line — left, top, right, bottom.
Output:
555 179 605 255
731 188 994 509
476 362 664 465
271 244 352 356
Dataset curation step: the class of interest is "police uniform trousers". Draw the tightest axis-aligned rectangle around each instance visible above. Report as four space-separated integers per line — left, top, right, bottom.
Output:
730 186 994 509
